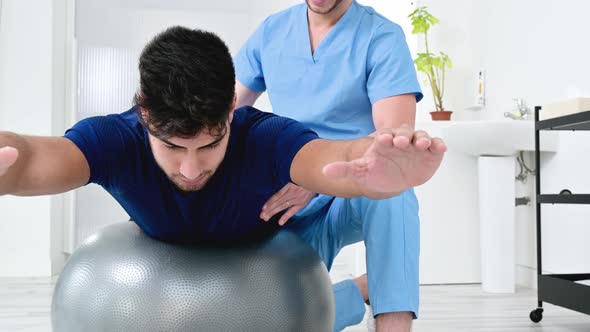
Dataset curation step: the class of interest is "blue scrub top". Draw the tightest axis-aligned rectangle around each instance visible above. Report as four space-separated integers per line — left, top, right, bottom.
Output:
235 1 423 140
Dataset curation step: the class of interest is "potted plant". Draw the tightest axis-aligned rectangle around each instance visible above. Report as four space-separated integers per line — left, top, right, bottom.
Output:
408 6 453 121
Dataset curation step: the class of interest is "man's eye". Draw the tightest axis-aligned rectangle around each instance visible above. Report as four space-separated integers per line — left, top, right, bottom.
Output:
165 145 178 150
203 143 220 150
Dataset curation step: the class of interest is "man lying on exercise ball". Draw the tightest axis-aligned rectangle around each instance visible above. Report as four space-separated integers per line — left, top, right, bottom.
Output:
0 26 446 328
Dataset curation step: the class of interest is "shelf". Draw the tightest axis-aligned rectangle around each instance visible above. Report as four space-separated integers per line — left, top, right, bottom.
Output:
536 110 590 131
533 105 590 322
538 274 590 316
538 194 590 204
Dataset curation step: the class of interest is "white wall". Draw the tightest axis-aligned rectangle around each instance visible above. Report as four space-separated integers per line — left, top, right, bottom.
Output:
419 0 590 286
0 0 68 276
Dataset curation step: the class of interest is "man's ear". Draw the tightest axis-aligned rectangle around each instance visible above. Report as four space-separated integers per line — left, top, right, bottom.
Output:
228 94 237 122
231 94 237 110
228 108 235 123
140 107 149 122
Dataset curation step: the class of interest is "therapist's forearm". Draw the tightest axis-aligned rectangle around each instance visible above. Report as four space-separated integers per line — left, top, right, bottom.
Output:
235 81 262 108
372 94 417 130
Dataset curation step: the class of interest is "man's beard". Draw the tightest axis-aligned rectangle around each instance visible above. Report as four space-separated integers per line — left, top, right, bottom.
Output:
306 0 345 15
168 171 213 194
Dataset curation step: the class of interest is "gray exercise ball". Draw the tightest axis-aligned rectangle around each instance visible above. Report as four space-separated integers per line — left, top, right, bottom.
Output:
51 222 334 332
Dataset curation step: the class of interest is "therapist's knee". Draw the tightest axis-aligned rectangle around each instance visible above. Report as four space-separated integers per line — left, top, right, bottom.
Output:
350 188 418 217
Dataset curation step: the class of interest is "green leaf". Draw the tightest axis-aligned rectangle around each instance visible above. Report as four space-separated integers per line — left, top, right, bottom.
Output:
408 6 439 35
440 51 453 68
409 6 452 111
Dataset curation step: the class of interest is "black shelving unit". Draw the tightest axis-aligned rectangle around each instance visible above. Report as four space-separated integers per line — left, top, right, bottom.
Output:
531 106 590 323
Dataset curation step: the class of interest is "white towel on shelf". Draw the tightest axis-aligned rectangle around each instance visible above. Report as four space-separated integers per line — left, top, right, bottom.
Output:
541 97 590 120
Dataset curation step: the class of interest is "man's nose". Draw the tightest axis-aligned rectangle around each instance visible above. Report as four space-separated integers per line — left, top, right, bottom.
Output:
179 155 201 180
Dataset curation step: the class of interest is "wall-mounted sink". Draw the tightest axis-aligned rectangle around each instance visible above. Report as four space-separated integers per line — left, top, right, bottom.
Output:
442 120 559 156
438 120 559 293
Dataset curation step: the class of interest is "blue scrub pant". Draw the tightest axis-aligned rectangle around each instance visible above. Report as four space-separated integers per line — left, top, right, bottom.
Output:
283 188 420 331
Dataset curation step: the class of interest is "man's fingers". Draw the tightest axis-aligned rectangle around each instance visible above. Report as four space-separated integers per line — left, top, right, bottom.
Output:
392 125 414 149
375 129 439 152
262 183 292 211
260 199 298 221
260 199 293 221
260 184 316 221
429 137 447 154
0 146 19 174
412 130 432 151
278 206 301 226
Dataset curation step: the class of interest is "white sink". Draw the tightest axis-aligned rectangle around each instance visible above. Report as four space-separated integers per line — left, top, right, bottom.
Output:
435 119 559 293
442 120 559 156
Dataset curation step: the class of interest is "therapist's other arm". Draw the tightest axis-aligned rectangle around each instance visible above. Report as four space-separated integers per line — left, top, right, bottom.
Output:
0 132 90 196
372 94 417 131
235 81 262 109
290 126 446 200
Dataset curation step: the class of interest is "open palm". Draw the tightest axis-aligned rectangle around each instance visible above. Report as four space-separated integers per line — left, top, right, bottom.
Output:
323 128 446 196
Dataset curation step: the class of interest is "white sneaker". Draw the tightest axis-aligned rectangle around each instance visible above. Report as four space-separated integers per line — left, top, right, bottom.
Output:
365 304 376 332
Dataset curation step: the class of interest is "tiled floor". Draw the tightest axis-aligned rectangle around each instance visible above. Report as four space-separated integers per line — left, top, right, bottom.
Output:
1 277 590 332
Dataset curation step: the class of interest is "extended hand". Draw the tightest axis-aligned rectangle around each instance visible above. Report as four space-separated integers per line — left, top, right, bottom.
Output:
322 126 446 197
260 182 316 226
0 147 19 177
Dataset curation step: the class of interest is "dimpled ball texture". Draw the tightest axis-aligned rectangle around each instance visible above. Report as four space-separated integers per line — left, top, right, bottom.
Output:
51 222 334 332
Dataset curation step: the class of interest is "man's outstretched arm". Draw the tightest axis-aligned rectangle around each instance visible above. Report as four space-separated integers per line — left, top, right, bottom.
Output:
0 132 90 196
290 126 446 200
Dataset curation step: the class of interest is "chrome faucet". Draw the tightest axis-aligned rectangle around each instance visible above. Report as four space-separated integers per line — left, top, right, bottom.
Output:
504 98 532 120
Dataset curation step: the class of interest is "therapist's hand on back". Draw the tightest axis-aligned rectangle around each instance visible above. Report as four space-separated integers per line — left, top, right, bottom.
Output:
260 182 316 225
0 146 19 177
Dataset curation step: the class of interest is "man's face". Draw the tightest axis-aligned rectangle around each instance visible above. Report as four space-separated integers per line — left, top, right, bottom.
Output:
147 121 231 193
306 0 346 15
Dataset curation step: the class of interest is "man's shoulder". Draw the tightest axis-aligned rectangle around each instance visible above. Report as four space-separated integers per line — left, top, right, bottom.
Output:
70 106 145 142
113 106 144 132
232 106 307 139
233 106 279 129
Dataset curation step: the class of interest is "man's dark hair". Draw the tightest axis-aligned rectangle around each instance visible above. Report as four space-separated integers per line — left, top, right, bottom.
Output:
134 26 235 139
